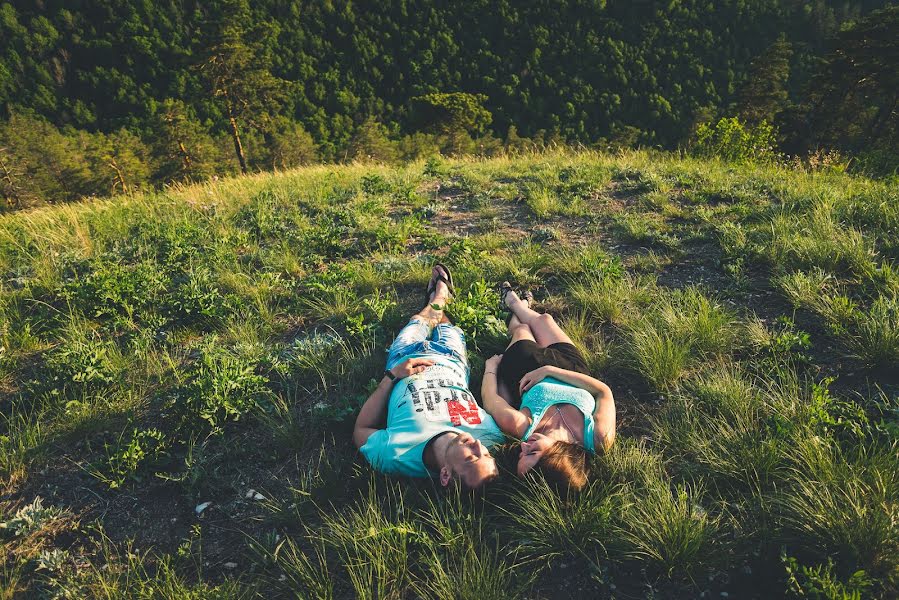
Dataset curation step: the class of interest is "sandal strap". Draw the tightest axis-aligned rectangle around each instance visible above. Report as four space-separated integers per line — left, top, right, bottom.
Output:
426 264 454 304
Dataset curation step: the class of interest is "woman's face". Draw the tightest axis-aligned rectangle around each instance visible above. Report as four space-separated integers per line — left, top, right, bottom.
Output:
517 432 555 476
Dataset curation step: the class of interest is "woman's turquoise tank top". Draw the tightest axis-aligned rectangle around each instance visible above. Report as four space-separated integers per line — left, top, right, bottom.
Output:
520 376 597 454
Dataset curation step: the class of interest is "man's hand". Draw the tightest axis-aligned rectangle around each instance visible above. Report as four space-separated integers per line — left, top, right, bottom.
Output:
519 365 556 394
484 354 502 374
390 357 435 379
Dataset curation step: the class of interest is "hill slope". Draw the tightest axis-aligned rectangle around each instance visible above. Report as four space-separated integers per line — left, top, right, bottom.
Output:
2 152 897 597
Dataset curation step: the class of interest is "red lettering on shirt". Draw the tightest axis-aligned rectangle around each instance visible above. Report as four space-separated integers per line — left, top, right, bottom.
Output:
446 400 482 426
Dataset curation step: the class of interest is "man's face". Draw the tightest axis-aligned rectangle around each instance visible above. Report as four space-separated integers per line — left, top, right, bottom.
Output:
443 432 497 488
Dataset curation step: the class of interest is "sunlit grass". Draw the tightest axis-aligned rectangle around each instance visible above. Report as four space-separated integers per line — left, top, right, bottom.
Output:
1 151 897 597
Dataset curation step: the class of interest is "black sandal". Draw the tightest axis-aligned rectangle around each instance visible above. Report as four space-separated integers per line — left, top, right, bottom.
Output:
498 281 514 312
499 281 533 311
425 262 454 305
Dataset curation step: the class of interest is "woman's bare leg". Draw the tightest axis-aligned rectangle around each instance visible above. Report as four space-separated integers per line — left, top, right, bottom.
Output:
504 289 574 347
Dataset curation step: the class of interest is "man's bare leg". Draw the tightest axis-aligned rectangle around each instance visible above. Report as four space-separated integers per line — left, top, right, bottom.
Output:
413 267 451 326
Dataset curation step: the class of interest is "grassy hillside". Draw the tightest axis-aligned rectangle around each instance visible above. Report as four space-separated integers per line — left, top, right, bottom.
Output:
1 151 897 598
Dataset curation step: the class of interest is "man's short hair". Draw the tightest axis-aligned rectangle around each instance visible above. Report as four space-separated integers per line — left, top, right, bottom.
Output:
457 462 500 492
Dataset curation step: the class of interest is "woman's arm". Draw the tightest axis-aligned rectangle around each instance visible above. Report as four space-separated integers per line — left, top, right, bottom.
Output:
518 365 616 450
481 355 529 438
591 384 616 452
519 365 607 397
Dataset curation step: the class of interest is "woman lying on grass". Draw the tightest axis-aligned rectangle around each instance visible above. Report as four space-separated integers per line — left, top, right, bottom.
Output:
481 283 616 492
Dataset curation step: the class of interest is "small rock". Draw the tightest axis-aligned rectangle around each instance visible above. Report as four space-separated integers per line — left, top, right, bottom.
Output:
223 562 237 569
279 574 287 582
245 489 256 499
195 501 212 516
721 593 729 599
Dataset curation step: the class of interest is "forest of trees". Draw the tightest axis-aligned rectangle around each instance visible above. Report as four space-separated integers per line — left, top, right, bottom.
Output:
0 0 896 208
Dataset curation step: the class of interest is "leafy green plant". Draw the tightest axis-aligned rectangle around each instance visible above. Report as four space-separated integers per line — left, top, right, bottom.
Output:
445 280 507 352
92 427 168 489
0 497 64 537
692 117 778 163
173 337 272 433
783 553 872 600
46 329 120 393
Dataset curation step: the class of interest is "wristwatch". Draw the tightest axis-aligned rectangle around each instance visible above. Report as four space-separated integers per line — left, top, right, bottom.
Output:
384 369 397 381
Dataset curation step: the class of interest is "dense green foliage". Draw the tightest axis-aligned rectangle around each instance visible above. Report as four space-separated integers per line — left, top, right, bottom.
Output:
1 152 897 598
1 1 897 208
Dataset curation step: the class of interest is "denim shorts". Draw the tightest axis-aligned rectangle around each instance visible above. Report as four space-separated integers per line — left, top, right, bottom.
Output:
386 319 468 372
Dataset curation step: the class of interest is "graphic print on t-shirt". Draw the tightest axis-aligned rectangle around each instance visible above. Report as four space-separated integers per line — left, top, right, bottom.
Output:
404 372 482 427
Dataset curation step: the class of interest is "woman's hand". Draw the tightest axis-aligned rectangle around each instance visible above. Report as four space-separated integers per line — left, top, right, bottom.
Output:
484 354 502 375
519 365 557 394
390 357 435 379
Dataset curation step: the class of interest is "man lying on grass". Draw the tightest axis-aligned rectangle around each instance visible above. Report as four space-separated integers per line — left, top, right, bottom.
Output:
353 264 505 490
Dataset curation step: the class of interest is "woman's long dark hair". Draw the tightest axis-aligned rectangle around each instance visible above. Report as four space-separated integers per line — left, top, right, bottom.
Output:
535 440 589 492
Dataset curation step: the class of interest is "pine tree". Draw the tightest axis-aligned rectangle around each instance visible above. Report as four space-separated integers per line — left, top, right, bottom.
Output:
197 0 291 174
150 99 222 183
737 35 793 126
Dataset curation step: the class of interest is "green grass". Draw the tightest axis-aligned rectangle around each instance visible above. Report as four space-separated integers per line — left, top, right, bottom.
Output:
1 150 897 598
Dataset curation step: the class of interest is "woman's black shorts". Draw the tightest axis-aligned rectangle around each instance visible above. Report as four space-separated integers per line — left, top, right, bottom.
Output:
498 340 591 409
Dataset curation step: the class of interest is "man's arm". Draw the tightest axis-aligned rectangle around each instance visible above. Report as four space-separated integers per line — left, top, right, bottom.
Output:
480 356 529 438
353 374 395 449
353 357 435 448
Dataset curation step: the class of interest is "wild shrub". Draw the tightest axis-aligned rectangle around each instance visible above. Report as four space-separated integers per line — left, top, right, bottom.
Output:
775 436 899 586
172 337 272 433
501 475 624 566
57 257 169 323
446 280 507 353
45 329 120 394
166 267 234 325
320 482 420 600
91 427 168 490
0 497 64 538
620 482 724 580
692 117 778 163
782 553 873 600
